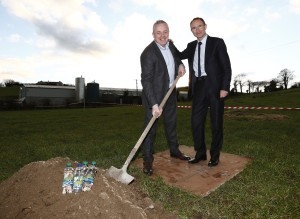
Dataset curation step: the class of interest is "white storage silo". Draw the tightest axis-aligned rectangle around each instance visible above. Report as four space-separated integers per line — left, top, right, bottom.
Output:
75 76 85 103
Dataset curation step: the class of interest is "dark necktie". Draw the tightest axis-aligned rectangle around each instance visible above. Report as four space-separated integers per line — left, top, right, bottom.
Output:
198 42 202 77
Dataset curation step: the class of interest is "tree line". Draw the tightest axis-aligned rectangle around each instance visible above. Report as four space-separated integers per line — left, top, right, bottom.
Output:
231 68 299 93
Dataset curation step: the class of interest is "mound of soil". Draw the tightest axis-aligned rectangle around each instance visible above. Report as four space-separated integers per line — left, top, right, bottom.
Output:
0 157 177 218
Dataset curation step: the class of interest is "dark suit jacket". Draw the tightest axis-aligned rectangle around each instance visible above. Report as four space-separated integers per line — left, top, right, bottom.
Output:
140 41 183 107
179 35 232 97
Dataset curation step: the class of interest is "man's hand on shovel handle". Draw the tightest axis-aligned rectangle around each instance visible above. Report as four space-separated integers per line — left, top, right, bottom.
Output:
152 104 162 118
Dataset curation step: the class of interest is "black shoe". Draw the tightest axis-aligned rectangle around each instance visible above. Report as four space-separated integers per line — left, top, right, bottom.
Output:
188 153 207 164
208 159 219 167
143 162 153 176
170 152 191 161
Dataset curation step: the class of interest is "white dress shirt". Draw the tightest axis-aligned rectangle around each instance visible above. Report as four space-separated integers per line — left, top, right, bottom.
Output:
156 42 175 87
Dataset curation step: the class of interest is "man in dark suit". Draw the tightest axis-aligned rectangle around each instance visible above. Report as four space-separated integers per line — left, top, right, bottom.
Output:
177 17 232 167
140 20 190 176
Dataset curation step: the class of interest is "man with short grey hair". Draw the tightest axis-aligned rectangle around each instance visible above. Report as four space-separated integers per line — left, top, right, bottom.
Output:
140 20 190 176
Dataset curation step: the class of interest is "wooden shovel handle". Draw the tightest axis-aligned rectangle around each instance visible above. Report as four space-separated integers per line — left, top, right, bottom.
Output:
122 75 181 170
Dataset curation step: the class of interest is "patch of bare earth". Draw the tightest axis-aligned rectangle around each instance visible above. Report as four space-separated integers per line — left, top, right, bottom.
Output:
225 111 289 120
0 157 177 219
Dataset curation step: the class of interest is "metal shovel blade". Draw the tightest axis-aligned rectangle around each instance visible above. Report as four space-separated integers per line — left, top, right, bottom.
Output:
107 166 134 185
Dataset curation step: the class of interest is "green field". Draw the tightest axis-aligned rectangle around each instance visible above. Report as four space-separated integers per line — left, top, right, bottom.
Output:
0 89 299 218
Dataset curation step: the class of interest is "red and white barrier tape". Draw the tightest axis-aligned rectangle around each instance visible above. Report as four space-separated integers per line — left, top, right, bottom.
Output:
177 106 300 110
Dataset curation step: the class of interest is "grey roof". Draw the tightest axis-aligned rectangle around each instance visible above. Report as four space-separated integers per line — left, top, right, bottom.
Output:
22 84 75 89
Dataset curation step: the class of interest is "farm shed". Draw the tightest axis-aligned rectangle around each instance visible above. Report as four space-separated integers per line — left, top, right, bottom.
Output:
20 84 76 106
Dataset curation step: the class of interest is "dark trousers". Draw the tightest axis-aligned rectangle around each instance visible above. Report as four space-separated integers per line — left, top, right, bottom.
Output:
142 90 179 163
192 79 224 161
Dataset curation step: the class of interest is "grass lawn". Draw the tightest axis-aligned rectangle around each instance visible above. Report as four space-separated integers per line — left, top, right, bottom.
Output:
0 89 299 218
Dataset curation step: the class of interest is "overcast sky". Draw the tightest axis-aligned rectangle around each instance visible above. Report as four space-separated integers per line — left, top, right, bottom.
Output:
0 0 299 89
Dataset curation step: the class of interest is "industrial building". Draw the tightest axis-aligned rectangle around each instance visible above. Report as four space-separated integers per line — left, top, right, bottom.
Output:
20 84 76 106
0 77 142 108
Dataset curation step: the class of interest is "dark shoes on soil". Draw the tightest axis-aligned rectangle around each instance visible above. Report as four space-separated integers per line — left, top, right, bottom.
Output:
188 152 207 164
188 152 220 166
143 162 153 176
170 152 191 161
208 159 219 167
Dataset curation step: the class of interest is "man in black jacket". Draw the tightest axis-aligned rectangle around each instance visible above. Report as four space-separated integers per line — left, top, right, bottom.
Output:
140 20 190 176
177 17 232 167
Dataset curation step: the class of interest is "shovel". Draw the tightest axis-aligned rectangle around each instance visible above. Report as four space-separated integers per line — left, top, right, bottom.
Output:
107 75 181 184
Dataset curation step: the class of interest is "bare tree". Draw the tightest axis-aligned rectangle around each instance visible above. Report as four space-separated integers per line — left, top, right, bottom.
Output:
277 68 294 89
252 81 259 92
234 73 247 93
250 82 255 93
246 80 252 93
232 80 238 93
